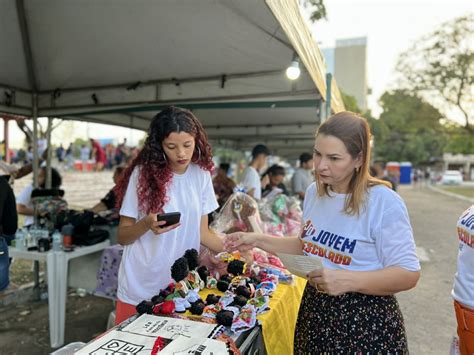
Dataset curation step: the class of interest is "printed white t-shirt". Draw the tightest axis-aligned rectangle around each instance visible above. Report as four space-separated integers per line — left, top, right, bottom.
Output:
117 164 219 305
16 184 34 227
300 183 420 272
452 205 474 308
240 166 261 200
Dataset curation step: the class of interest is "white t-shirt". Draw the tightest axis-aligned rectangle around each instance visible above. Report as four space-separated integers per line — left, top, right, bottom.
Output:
291 168 313 196
240 166 261 200
80 147 90 161
117 164 218 305
300 183 420 272
452 205 474 308
16 184 34 227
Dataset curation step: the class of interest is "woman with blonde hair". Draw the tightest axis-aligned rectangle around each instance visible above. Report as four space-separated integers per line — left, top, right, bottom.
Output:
225 111 420 353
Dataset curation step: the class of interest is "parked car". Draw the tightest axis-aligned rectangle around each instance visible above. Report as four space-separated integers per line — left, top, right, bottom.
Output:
441 170 463 185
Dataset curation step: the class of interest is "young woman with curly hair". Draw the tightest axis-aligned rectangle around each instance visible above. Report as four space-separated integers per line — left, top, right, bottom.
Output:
114 106 223 324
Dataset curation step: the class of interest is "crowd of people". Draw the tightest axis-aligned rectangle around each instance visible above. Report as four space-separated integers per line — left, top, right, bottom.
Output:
0 107 472 353
2 137 139 173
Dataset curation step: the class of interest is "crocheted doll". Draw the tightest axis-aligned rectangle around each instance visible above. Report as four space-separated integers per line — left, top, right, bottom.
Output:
167 257 191 312
184 248 205 290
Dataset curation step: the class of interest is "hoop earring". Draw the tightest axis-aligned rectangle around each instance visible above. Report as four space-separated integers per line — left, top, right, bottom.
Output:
192 146 201 163
162 152 168 163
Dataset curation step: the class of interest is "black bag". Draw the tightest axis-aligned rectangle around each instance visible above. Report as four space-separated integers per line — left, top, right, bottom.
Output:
73 228 109 246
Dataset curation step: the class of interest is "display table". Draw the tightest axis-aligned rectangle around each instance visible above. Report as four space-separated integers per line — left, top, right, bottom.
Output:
197 277 306 355
93 244 306 354
9 240 110 348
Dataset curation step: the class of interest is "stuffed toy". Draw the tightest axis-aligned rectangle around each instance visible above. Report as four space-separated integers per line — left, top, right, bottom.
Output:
167 257 191 312
227 259 246 276
184 248 205 290
197 265 210 285
231 304 257 334
189 300 206 315
206 294 221 305
152 300 175 315
216 309 236 327
136 300 154 315
230 295 248 307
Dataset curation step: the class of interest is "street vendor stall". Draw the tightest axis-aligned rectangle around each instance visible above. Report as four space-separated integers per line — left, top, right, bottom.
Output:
86 266 305 354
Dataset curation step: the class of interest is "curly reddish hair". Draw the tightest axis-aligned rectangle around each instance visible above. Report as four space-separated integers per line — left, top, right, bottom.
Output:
115 106 214 214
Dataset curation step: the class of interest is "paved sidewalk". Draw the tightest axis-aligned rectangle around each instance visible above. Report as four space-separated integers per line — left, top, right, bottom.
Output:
396 185 470 354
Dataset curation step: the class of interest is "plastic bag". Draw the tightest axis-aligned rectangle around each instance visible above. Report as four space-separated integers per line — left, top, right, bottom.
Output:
259 193 302 237
210 192 263 234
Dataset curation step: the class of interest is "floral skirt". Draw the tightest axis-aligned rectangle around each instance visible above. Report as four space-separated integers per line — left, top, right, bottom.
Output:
294 284 408 354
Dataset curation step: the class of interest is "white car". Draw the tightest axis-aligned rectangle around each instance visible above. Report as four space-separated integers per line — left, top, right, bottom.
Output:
441 170 463 185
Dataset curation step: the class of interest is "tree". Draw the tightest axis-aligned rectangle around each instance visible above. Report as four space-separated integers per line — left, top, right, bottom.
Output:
396 15 474 133
372 90 447 165
341 92 363 114
443 123 474 154
301 0 327 22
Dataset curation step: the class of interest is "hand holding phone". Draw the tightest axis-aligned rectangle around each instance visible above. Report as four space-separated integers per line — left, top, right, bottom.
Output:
156 212 181 228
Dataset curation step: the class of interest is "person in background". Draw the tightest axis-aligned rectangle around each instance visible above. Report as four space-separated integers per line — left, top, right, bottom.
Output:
16 167 62 227
225 111 420 353
212 163 236 208
90 139 107 172
373 160 397 191
80 144 90 172
26 146 33 162
113 106 224 324
261 164 288 197
90 166 125 214
65 143 74 170
452 205 474 355
55 144 64 163
0 175 18 291
239 144 270 200
291 152 314 201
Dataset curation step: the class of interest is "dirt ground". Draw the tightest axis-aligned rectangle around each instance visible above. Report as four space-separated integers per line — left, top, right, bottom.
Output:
0 293 113 355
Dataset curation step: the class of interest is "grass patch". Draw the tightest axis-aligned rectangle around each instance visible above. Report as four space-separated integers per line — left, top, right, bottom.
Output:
440 186 474 199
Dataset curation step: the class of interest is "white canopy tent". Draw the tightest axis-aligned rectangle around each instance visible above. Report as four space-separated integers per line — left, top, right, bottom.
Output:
0 1 346 347
1 0 344 160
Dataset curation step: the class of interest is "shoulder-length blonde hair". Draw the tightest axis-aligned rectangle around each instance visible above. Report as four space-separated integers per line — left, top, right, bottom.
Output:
315 111 391 215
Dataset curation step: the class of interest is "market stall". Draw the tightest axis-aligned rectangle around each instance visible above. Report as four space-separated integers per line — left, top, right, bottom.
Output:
88 256 306 355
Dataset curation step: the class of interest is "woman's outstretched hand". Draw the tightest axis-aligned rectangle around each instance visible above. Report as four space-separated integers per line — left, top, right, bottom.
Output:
146 213 180 235
224 232 259 252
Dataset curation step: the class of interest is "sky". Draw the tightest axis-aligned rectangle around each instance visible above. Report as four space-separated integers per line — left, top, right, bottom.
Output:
2 1 472 148
309 0 473 117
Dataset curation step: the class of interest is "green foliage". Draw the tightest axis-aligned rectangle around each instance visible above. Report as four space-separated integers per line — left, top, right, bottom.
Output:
341 92 363 114
443 123 474 154
372 90 448 164
396 15 474 132
301 0 327 22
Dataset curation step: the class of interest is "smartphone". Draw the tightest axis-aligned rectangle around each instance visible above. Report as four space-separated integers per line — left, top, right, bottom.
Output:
157 212 181 227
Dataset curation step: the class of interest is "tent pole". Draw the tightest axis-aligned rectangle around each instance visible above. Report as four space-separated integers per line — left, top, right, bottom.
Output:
325 73 332 120
32 93 39 188
45 117 53 189
3 117 9 163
